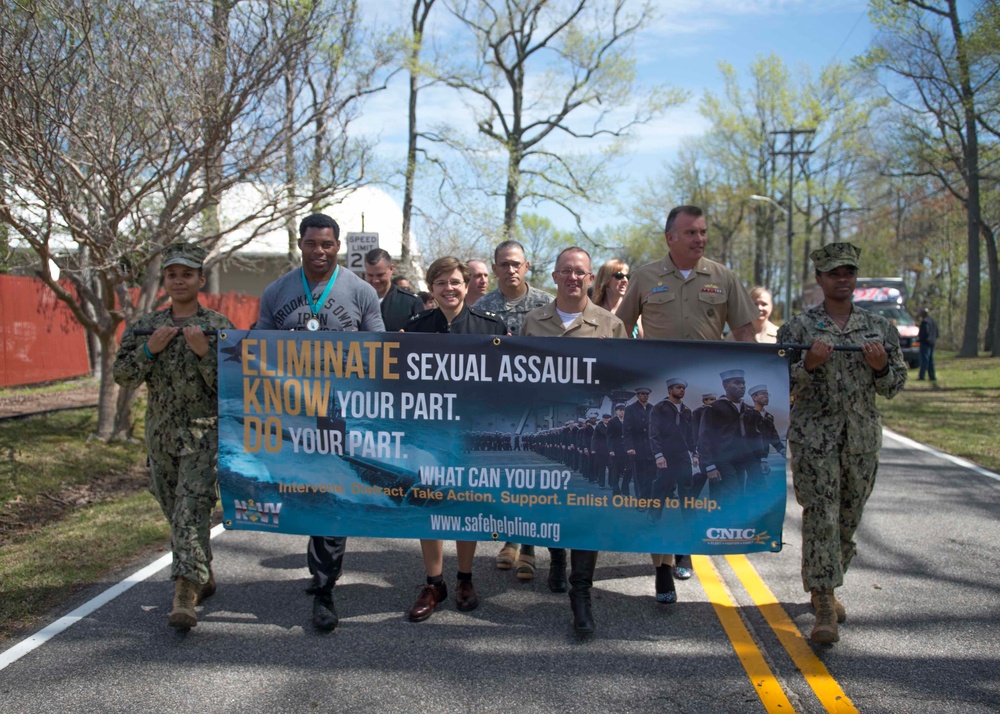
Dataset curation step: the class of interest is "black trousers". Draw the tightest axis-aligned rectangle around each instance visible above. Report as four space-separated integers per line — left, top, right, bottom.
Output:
649 456 693 521
708 461 745 507
548 548 598 593
307 535 346 594
631 456 655 499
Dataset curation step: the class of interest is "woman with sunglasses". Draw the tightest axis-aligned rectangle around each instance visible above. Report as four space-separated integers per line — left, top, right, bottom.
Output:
593 259 642 337
402 256 508 623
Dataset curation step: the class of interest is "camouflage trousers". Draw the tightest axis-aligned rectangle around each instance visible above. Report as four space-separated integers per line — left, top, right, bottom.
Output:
149 449 219 586
790 442 878 593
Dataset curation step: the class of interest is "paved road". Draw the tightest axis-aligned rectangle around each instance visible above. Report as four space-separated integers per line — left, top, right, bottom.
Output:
2 431 999 713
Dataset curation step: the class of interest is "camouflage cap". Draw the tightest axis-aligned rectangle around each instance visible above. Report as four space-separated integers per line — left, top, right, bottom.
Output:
162 242 206 270
810 242 860 273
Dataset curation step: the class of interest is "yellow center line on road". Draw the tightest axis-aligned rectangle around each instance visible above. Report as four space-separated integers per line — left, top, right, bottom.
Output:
690 554 796 713
725 554 859 714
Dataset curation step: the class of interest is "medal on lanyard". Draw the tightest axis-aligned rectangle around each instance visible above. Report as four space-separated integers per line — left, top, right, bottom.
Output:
301 265 339 331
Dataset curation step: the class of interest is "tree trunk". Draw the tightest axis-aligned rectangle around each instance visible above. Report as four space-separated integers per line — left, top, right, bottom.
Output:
94 331 122 440
946 0 982 357
503 143 523 238
983 223 999 356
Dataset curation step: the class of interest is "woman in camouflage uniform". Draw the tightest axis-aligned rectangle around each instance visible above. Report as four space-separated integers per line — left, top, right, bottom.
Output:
777 242 907 645
114 242 234 630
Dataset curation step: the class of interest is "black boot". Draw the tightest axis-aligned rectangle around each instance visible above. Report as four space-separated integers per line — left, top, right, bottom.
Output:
568 549 599 634
312 591 339 632
547 548 568 593
569 589 594 634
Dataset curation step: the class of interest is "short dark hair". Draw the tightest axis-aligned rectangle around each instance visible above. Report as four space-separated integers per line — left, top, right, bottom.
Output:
365 248 392 266
555 246 591 269
664 205 704 234
391 275 409 286
299 213 340 240
426 256 470 286
493 240 527 264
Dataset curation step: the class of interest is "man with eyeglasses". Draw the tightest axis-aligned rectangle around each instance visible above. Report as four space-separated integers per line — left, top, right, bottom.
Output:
521 246 628 634
474 239 554 578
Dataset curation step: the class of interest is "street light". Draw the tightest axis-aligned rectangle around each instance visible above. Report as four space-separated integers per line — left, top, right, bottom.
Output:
750 194 793 320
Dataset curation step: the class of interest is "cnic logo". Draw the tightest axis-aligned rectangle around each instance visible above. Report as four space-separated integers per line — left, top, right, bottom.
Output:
704 527 770 545
234 498 282 527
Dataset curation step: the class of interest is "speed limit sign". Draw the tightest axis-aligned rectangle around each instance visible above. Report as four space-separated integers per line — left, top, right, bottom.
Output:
344 232 379 272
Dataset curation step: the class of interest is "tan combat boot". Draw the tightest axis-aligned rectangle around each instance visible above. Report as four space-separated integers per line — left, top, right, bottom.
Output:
811 590 846 623
197 570 216 605
809 589 839 644
168 577 199 629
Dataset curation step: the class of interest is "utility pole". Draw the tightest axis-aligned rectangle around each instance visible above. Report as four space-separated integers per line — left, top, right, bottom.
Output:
771 128 814 317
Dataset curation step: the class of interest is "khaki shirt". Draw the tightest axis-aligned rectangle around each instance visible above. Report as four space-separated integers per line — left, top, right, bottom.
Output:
617 255 756 340
521 299 628 339
725 320 779 343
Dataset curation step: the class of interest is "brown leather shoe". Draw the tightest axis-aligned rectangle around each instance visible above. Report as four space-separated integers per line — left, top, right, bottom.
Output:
455 580 479 612
408 582 447 622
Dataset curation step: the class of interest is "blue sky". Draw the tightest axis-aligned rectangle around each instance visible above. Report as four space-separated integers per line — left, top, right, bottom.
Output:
359 0 877 239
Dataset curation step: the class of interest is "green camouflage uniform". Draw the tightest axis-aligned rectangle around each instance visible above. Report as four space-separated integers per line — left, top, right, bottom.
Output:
472 284 553 336
113 304 234 585
778 302 907 593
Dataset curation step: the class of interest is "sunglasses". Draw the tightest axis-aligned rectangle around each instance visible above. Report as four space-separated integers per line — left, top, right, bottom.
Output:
612 272 629 280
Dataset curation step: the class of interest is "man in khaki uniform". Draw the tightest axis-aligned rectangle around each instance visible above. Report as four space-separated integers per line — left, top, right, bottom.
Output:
522 246 627 635
617 205 757 341
617 204 757 594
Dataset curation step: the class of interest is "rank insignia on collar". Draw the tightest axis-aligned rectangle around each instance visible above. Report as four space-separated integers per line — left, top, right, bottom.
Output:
701 284 723 294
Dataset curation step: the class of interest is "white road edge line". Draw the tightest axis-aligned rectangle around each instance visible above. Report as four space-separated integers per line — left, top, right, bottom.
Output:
883 428 1000 483
0 522 228 672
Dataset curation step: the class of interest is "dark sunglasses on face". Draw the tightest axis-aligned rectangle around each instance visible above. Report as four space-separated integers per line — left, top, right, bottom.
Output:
612 272 629 280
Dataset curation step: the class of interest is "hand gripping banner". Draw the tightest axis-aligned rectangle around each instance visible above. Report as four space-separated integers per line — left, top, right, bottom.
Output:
217 331 790 555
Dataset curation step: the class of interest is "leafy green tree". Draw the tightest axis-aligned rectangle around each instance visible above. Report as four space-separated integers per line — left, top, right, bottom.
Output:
864 0 999 356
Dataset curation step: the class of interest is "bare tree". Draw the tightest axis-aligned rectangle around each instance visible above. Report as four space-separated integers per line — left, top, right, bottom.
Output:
432 0 684 237
0 0 388 438
401 0 438 276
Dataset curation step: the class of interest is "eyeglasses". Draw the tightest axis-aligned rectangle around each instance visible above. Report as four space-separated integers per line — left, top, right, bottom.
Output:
556 269 591 278
432 279 465 289
612 272 629 280
497 261 523 271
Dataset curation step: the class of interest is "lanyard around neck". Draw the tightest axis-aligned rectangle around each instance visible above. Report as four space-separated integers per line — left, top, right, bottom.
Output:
301 265 339 317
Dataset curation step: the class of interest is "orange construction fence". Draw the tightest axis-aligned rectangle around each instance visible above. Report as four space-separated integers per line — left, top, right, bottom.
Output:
0 275 259 388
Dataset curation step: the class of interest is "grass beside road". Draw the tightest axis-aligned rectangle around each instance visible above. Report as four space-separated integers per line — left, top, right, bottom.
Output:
0 406 170 641
879 351 1000 473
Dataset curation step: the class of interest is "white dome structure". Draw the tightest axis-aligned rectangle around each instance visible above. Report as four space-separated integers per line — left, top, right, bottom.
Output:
213 184 424 296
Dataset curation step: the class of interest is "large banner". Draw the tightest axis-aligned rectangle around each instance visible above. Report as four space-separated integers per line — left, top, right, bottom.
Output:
218 331 790 555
